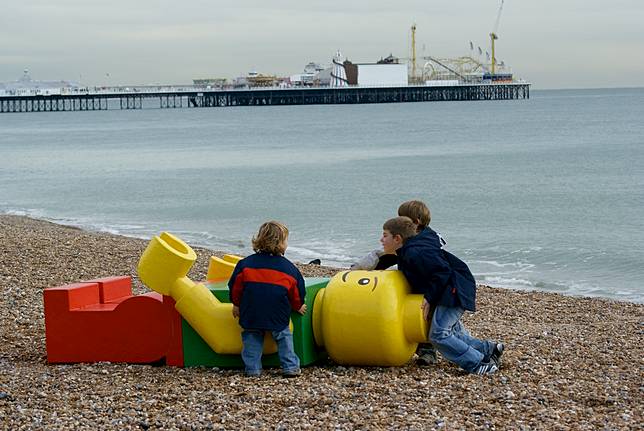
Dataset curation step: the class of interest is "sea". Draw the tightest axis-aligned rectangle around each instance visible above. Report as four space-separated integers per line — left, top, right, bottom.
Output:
1 87 642 303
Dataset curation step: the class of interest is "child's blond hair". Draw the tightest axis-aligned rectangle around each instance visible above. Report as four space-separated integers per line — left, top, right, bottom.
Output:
252 221 289 255
398 200 431 231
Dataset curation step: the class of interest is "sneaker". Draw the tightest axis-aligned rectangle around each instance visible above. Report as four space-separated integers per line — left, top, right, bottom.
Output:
282 368 301 378
490 343 505 366
472 361 498 375
417 351 438 366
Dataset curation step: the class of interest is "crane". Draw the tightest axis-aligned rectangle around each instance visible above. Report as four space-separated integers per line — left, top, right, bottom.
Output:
411 23 417 82
489 0 504 76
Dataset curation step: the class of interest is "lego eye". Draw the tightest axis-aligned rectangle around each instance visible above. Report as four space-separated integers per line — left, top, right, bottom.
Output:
358 278 370 285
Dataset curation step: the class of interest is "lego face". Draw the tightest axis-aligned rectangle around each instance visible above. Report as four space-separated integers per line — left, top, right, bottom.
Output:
339 270 379 292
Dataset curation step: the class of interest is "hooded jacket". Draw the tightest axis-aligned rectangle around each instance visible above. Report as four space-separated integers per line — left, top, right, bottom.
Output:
396 227 477 311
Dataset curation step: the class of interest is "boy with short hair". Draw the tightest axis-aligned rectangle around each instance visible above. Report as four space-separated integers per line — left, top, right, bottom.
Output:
228 221 307 377
351 199 446 270
395 200 443 365
382 216 504 375
352 200 441 365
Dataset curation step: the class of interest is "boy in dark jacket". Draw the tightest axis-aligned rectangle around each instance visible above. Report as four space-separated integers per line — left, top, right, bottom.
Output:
382 216 503 375
352 200 443 365
228 221 307 377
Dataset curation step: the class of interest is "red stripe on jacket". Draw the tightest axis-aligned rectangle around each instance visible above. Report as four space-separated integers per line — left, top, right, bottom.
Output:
230 267 302 310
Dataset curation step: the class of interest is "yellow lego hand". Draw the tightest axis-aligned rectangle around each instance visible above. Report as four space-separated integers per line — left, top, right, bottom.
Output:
422 298 431 321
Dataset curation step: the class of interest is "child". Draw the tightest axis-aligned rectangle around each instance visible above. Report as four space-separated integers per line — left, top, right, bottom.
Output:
228 221 307 377
382 216 504 375
351 200 441 365
351 200 445 271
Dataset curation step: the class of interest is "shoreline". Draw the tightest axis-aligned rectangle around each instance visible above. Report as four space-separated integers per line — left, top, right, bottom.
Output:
3 211 640 305
1 214 642 428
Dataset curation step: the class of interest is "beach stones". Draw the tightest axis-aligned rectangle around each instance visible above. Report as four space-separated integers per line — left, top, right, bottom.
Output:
0 215 642 429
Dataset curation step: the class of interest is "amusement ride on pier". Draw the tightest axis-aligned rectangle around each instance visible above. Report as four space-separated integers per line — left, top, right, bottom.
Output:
0 1 527 113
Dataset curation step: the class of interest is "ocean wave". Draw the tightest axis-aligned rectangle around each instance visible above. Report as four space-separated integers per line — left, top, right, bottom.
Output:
1 207 153 241
3 207 48 219
479 275 536 288
478 274 643 303
172 230 248 250
287 245 355 267
1 207 642 303
472 259 534 271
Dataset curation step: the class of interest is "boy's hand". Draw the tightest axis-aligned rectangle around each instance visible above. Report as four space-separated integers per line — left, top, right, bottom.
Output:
232 305 240 318
421 298 431 321
297 304 307 315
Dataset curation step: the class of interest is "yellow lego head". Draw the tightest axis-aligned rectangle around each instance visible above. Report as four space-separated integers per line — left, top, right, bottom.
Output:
313 270 427 366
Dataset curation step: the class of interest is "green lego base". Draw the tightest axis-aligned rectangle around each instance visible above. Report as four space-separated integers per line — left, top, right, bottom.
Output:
182 277 329 368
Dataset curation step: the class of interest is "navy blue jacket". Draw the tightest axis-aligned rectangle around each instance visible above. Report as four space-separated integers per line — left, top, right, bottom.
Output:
397 228 477 311
228 252 306 331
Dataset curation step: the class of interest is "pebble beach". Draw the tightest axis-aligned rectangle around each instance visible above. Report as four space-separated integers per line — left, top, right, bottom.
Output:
0 214 642 429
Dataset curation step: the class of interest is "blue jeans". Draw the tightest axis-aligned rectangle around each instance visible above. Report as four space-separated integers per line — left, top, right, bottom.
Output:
429 305 494 373
241 327 300 375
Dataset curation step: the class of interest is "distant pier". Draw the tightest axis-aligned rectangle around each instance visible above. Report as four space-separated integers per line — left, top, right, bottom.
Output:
0 83 529 113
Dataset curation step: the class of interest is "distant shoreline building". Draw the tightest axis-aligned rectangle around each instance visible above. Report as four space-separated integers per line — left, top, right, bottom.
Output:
0 70 79 96
342 54 408 87
291 53 408 88
290 62 326 87
192 78 227 89
330 50 348 88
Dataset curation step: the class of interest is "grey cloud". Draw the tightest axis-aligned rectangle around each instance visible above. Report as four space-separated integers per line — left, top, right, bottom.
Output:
0 0 642 88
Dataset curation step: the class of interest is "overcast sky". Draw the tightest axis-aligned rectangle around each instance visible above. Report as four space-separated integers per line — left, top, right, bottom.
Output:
1 0 642 89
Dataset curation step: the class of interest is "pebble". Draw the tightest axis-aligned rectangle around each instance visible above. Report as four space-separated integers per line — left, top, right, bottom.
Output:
1 214 642 429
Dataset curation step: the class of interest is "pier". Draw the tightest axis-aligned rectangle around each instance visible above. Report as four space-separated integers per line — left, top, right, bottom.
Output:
0 83 529 113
